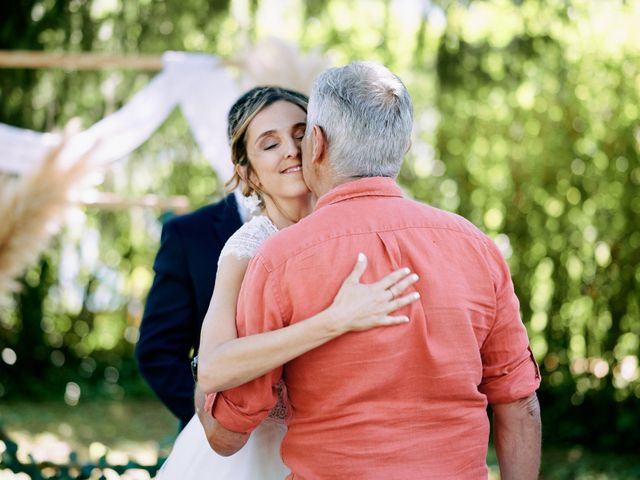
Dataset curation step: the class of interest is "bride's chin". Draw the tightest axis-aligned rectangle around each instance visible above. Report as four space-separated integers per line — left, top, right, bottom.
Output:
269 190 311 206
286 184 312 200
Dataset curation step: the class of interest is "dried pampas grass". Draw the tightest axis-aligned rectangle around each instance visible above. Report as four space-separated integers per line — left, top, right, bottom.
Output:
0 136 94 296
238 37 332 95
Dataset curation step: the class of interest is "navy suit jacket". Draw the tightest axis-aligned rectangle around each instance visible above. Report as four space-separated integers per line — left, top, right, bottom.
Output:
136 194 242 428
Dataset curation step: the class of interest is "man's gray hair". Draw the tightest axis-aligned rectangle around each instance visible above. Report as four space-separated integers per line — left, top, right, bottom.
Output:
306 61 413 178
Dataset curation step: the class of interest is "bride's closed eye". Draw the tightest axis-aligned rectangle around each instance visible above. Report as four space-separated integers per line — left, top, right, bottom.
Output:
260 134 279 150
294 127 305 141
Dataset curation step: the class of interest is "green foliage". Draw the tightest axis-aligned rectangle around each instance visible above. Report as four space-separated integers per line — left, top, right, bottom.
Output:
0 0 638 456
419 0 640 451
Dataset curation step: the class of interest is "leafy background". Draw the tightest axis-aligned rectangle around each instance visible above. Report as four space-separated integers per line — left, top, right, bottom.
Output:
1 0 639 476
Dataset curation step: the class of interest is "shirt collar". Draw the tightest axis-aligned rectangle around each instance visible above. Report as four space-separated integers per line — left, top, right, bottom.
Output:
314 177 404 210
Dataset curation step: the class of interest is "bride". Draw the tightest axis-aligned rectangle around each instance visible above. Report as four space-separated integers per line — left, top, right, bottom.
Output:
156 86 419 478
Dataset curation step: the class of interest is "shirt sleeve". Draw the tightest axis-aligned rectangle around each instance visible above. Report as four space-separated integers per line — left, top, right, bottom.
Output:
207 254 286 433
478 237 541 404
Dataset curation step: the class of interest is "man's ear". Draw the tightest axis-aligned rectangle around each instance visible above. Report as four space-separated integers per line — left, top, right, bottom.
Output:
310 125 327 166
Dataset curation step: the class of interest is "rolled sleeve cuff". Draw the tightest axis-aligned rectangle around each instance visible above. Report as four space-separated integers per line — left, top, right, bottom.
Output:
207 391 270 434
480 347 541 404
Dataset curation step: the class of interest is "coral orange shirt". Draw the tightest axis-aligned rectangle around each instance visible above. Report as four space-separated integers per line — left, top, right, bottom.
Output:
210 177 540 479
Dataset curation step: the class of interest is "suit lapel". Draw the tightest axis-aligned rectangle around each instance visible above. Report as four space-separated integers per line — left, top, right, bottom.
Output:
210 193 243 249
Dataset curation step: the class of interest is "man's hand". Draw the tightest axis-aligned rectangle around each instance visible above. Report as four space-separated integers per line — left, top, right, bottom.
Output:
195 386 250 456
492 392 541 480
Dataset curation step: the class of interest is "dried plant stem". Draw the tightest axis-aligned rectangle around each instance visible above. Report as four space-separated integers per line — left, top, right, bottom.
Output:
0 139 94 295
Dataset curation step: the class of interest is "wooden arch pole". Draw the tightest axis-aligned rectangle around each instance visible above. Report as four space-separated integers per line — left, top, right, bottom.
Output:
0 50 162 71
0 50 164 70
0 50 239 70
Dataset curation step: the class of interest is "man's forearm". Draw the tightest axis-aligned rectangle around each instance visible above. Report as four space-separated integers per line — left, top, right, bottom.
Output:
195 386 250 456
492 392 541 480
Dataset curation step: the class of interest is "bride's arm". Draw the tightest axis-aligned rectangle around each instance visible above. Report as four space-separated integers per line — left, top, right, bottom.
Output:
197 253 419 393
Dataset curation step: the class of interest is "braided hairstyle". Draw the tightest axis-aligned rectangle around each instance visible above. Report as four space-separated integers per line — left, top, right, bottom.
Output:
225 86 309 205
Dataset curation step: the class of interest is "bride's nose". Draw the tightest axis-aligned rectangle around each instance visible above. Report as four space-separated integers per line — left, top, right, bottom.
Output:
284 136 301 158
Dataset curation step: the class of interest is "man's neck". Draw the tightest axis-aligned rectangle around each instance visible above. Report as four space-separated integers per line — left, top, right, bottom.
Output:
313 174 353 199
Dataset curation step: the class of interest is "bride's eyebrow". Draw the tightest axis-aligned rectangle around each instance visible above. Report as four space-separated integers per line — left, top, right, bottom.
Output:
256 129 277 143
255 122 307 143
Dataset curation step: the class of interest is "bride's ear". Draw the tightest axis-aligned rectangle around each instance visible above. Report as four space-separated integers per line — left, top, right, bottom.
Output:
235 164 247 182
236 164 249 183
237 163 261 188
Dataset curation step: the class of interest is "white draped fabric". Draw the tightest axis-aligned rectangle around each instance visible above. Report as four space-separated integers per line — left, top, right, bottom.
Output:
0 51 240 182
0 41 330 298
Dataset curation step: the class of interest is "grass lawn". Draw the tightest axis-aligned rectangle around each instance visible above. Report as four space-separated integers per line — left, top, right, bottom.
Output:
1 399 639 479
0 399 176 477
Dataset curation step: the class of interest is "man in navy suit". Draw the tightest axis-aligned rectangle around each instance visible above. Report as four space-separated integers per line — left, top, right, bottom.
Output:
136 192 244 430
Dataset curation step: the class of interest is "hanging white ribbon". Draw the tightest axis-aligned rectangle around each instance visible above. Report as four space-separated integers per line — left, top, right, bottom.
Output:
0 124 61 174
169 52 239 183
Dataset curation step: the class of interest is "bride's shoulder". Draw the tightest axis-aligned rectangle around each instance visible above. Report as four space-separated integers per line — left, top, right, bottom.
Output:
219 215 277 262
235 215 278 240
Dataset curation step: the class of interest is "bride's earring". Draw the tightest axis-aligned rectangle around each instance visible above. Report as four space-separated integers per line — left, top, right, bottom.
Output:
243 191 262 217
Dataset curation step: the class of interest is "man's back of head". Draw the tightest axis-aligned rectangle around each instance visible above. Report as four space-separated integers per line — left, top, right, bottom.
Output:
306 61 413 179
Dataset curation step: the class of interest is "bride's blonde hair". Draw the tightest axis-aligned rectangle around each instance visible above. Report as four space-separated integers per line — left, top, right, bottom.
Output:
225 86 309 207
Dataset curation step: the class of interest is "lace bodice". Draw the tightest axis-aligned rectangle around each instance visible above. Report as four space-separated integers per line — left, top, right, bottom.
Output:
218 215 288 422
218 215 278 264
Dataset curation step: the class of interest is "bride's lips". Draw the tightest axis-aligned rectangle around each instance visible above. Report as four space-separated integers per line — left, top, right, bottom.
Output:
281 165 302 174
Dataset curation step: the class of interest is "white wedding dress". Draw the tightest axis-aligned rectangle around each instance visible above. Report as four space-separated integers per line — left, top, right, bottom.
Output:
156 216 290 480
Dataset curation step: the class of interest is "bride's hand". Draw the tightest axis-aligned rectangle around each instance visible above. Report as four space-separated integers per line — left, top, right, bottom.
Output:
327 253 420 334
